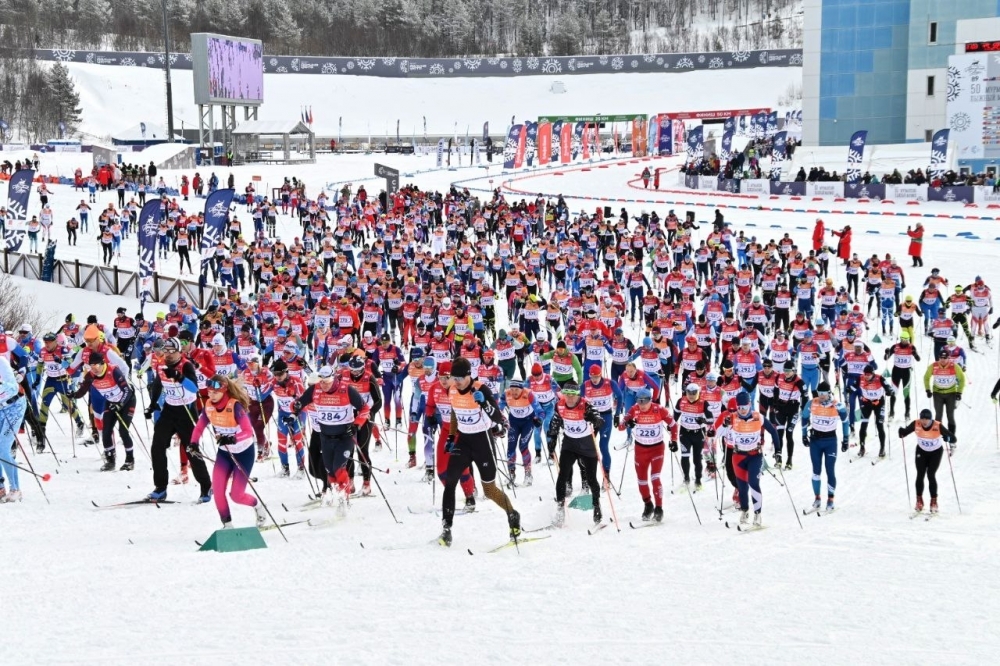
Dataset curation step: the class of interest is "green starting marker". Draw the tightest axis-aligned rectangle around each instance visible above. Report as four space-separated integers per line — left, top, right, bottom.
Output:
198 527 267 552
568 494 594 510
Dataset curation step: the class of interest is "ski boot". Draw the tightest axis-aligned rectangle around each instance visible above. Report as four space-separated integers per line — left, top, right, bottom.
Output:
119 457 135 471
406 453 417 468
930 498 939 514
753 512 762 527
195 488 213 504
171 468 190 485
374 439 382 452
76 421 86 438
422 466 435 483
857 444 866 458
878 445 886 459
278 465 290 478
147 489 168 502
100 454 116 472
293 466 305 480
641 501 654 521
221 521 234 530
812 496 822 511
653 506 663 523
553 501 566 527
464 495 476 512
888 409 895 421
534 451 542 464
254 502 268 527
507 509 522 539
694 480 703 493
826 496 835 511
904 410 911 422
784 460 793 471
438 524 453 547
395 418 404 430
592 503 603 525
3 490 22 502
915 496 924 512
361 481 372 497
739 510 750 526
523 469 533 487
774 452 782 467
0 486 6 502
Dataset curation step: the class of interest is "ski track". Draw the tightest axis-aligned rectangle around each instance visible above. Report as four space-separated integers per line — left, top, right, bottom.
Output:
4 154 1000 664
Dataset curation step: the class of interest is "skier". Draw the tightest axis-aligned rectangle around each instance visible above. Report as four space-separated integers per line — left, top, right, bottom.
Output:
581 364 622 478
144 337 212 503
548 381 605 527
618 387 678 522
771 360 806 470
801 381 850 512
270 359 306 478
856 364 895 459
341 354 382 496
898 409 956 514
924 349 964 435
884 330 920 421
293 365 369 513
439 357 520 546
673 383 712 491
189 375 267 529
499 379 543 486
725 391 780 527
71 351 135 472
0 356 28 502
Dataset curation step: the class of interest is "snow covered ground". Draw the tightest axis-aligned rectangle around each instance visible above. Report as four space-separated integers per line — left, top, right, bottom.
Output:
3 153 1000 665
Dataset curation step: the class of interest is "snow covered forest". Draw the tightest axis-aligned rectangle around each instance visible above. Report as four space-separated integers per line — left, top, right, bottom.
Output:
4 0 803 57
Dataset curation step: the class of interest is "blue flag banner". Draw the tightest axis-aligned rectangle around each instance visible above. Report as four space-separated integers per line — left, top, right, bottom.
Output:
482 121 489 142
4 169 35 252
738 115 747 136
657 116 672 156
525 122 538 167
502 124 523 169
845 130 868 183
929 129 950 181
137 199 160 309
766 111 778 138
721 117 736 163
771 131 788 181
686 125 704 163
572 122 585 160
199 188 235 266
551 120 563 163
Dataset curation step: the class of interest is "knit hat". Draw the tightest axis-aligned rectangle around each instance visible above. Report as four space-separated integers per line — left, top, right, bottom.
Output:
531 363 543 375
736 392 751 407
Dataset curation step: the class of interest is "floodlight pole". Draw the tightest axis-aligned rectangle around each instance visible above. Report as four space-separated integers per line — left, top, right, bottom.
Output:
161 0 176 142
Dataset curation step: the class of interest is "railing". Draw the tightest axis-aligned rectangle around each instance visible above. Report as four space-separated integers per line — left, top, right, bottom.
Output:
1 251 210 308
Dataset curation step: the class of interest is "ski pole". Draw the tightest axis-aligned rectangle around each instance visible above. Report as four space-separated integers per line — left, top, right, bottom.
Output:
717 445 727 520
594 437 620 532
112 408 152 463
899 432 912 510
192 447 288 542
617 441 630 495
351 456 390 475
673 450 701 525
356 436 401 524
12 435 50 504
0 449 53 480
775 462 803 529
944 442 962 514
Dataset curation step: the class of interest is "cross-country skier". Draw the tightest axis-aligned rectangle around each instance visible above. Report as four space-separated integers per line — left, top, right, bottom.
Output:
801 381 850 512
725 391 779 528
71 351 135 472
0 356 28 502
618 387 677 522
548 381 605 527
884 330 920 421
898 409 956 514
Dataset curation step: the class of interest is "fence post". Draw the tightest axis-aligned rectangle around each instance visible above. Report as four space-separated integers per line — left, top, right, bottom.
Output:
113 266 119 294
74 259 80 288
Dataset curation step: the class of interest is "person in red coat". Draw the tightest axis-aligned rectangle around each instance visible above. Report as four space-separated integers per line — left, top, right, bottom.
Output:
832 225 852 265
812 218 825 252
906 222 924 267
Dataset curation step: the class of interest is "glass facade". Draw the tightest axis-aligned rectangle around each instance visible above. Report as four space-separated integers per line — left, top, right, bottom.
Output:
818 0 911 145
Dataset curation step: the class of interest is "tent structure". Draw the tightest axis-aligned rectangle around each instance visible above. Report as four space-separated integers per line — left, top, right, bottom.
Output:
111 122 186 146
231 120 316 165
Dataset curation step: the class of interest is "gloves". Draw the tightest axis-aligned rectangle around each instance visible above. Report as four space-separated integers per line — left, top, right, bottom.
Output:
926 390 933 399
898 427 906 439
473 390 485 404
346 424 358 437
291 400 302 414
532 417 543 428
445 434 456 453
613 414 620 428
105 402 120 416
426 413 439 428
216 434 236 447
722 415 732 428
955 393 962 403
706 428 716 438
280 413 298 427
624 418 636 430
490 424 507 439
187 444 201 456
948 442 957 456
802 433 810 448
143 406 159 420
253 378 261 388
841 441 848 453
668 441 678 452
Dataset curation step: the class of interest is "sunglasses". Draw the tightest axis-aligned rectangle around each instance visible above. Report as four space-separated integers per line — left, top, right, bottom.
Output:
637 397 652 404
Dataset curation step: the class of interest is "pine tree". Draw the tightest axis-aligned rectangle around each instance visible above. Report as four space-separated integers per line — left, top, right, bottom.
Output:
45 63 82 137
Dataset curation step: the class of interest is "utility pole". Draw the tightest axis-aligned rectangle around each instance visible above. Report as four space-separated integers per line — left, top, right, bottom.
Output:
161 0 175 142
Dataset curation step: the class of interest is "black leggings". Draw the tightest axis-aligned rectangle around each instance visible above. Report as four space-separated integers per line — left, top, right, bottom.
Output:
679 429 704 484
347 421 373 483
914 446 943 498
102 395 136 455
555 447 600 504
771 405 797 460
151 405 210 493
177 247 192 272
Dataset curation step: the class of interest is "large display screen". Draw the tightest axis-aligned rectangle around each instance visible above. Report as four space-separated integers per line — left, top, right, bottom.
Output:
191 33 263 106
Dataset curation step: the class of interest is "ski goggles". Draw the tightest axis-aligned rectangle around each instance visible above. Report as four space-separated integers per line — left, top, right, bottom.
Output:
637 396 652 404
561 388 580 397
207 378 226 390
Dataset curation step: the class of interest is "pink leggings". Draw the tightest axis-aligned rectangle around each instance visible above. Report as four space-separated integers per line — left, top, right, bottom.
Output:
213 446 257 523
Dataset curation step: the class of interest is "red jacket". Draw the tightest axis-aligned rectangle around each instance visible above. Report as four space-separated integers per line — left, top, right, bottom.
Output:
832 228 852 261
907 227 924 257
812 219 825 251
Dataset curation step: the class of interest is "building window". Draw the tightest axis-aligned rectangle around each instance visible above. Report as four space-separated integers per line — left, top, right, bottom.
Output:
927 75 935 96
925 129 933 142
929 22 938 44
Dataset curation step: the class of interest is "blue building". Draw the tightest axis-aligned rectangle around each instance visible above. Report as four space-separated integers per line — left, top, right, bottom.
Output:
803 0 1000 146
